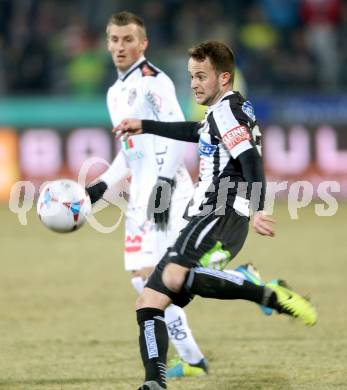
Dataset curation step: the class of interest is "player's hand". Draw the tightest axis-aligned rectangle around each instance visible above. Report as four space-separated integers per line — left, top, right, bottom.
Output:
147 176 175 231
112 119 143 139
85 181 108 204
252 211 275 237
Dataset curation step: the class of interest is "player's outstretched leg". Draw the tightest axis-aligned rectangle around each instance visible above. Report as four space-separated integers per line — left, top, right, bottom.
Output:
136 265 317 389
164 304 208 378
200 245 285 317
185 267 317 326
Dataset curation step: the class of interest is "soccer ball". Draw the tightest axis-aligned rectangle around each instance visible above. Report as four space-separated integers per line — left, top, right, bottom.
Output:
37 179 91 233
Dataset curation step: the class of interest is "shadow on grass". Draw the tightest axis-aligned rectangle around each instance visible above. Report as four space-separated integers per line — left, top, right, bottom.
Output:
215 372 293 390
0 376 135 387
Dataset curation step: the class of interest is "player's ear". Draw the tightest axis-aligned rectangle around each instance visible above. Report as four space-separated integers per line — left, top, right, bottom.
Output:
106 36 112 52
220 71 231 87
142 37 149 52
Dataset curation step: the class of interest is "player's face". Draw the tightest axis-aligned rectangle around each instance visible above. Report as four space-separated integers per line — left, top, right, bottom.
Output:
107 23 148 72
188 57 229 106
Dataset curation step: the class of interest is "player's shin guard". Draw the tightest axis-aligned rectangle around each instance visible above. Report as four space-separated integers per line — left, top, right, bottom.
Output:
185 267 277 307
137 308 168 389
164 304 204 365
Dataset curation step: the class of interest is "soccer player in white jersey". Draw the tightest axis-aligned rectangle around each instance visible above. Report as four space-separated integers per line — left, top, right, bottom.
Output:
86 11 208 378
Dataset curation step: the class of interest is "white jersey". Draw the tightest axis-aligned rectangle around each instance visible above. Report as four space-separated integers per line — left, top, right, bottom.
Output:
100 56 193 270
103 56 192 215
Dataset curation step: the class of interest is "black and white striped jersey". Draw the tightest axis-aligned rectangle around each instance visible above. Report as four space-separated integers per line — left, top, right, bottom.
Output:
142 91 265 219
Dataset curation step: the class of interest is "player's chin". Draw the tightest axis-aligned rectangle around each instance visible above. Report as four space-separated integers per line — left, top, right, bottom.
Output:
114 59 128 70
194 95 206 105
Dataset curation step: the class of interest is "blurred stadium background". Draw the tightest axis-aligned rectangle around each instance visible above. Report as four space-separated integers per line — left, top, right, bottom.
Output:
1 1 347 389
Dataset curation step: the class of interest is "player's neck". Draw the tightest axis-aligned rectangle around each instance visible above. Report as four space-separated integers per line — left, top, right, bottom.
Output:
207 90 234 110
117 55 146 80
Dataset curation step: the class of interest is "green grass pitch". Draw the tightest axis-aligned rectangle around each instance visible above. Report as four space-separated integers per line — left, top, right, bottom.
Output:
0 203 346 390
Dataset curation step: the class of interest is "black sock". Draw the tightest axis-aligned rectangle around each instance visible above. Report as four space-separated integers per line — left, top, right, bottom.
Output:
137 308 168 388
185 267 278 307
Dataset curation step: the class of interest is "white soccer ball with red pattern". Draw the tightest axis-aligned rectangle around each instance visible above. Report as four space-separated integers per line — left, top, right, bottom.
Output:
37 179 91 233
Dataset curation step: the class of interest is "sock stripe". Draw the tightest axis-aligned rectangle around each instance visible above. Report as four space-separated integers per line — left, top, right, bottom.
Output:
144 320 159 359
185 269 195 291
194 267 244 286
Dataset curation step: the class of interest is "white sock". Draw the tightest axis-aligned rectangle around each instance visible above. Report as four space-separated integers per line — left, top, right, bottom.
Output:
164 304 204 365
131 276 145 294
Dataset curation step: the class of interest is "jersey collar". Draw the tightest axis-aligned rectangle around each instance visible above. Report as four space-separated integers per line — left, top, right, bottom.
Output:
206 91 234 115
118 56 147 82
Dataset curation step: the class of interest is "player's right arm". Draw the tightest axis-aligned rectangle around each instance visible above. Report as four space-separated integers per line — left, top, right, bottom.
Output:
86 152 130 204
114 119 201 143
87 87 131 204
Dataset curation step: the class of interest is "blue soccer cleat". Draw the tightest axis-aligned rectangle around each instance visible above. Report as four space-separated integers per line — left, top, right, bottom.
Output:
166 356 208 378
235 263 274 315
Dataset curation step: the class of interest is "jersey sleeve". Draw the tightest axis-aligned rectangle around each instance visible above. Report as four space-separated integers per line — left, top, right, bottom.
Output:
142 120 200 142
212 100 253 159
100 150 130 188
237 148 265 212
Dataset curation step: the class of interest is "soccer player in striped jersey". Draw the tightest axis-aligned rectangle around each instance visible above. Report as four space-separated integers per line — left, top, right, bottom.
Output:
115 40 317 390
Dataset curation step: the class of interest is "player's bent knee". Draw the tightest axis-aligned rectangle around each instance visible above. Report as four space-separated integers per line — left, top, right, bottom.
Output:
162 263 189 293
136 287 171 310
136 294 146 310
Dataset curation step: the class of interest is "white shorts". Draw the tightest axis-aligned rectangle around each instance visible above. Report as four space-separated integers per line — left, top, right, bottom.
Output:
124 196 189 271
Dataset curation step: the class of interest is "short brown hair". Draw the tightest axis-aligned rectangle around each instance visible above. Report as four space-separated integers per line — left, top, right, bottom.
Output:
106 11 147 38
188 41 235 83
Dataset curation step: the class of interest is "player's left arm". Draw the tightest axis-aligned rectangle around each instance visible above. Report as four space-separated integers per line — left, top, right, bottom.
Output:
213 101 274 236
237 149 274 236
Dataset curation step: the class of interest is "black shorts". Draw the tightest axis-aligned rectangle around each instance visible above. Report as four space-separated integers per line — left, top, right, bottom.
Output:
146 207 249 307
